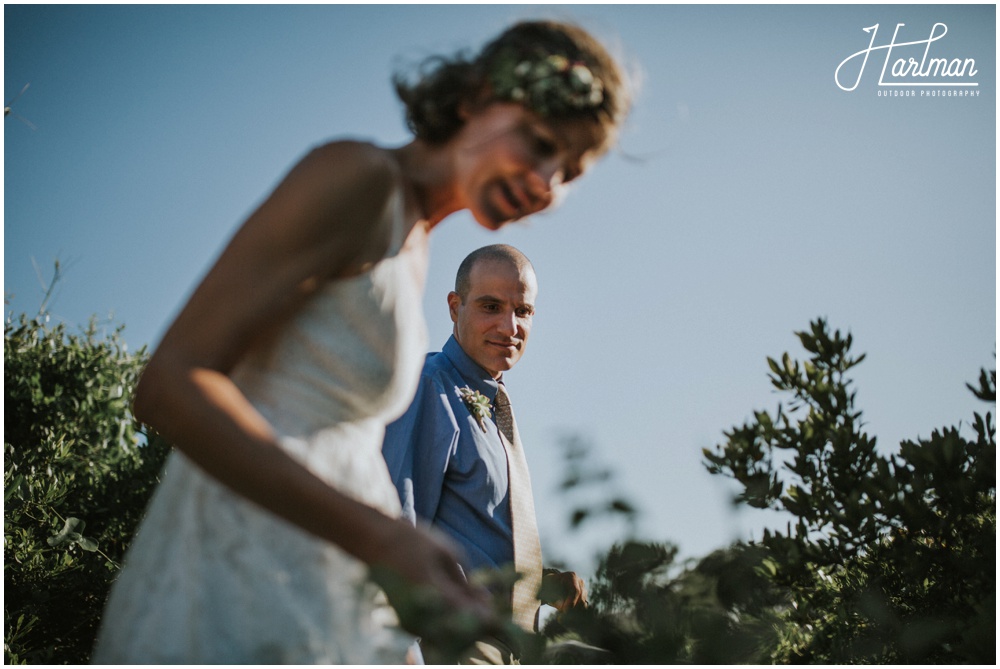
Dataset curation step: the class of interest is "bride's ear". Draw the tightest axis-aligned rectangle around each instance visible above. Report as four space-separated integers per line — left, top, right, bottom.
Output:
457 86 494 122
456 97 478 122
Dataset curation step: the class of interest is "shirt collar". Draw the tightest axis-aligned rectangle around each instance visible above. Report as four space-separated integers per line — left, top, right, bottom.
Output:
442 335 502 402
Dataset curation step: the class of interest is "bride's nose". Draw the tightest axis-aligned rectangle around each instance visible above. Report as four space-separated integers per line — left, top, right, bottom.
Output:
526 158 564 200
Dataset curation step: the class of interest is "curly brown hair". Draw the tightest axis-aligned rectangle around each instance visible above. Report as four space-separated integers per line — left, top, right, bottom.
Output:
394 21 631 151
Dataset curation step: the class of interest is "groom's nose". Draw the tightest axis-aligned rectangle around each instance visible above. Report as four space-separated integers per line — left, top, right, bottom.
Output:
495 309 517 336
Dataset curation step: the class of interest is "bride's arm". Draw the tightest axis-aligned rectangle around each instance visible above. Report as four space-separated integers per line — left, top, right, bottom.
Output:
134 142 484 614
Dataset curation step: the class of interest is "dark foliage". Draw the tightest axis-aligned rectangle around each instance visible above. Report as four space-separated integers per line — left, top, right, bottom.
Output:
546 319 993 664
703 319 995 663
4 313 170 664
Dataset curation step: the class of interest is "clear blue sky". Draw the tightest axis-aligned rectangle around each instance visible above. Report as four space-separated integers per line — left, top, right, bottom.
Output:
5 4 996 573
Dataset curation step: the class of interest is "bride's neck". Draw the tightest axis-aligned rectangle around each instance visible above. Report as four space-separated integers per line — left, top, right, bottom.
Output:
392 140 461 231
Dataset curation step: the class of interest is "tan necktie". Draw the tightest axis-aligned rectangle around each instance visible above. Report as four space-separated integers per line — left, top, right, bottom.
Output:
494 382 543 632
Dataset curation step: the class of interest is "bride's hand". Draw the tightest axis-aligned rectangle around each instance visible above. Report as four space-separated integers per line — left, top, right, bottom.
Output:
373 518 493 613
368 519 498 655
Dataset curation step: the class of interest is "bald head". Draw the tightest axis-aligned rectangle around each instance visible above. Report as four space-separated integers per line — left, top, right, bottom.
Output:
454 245 535 302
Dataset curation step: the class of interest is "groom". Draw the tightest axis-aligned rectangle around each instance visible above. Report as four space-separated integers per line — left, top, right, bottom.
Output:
382 244 586 664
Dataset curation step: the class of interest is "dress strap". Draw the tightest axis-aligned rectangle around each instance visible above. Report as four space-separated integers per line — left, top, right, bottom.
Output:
383 185 408 258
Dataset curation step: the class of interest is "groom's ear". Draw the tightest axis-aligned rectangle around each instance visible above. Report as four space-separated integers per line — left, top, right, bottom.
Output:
447 291 461 324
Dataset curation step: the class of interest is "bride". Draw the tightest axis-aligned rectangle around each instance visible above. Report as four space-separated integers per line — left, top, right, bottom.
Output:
93 19 630 663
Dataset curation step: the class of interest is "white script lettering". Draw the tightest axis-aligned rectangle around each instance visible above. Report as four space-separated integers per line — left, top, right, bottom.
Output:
835 23 978 92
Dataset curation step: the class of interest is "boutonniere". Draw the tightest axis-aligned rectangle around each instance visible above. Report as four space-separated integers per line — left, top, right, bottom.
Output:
457 386 491 432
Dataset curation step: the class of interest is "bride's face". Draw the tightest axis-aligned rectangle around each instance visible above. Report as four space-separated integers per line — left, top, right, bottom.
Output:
449 103 605 230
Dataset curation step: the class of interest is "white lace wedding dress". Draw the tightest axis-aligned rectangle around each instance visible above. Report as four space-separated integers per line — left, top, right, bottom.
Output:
93 187 427 664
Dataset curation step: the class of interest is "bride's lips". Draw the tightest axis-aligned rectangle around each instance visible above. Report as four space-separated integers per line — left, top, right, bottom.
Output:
498 180 529 217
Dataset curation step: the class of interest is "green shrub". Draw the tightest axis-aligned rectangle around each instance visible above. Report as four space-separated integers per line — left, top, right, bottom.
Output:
4 312 170 664
704 319 995 663
546 319 993 664
537 540 786 664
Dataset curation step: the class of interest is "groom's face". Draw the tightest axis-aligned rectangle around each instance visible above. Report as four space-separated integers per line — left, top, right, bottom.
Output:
448 259 537 379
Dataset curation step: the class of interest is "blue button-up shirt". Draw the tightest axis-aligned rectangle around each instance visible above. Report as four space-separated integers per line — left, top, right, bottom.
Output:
382 336 514 575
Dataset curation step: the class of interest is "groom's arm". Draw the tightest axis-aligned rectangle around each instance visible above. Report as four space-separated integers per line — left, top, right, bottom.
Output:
382 374 459 526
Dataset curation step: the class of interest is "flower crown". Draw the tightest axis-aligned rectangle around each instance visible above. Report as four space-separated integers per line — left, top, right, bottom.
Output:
489 48 605 117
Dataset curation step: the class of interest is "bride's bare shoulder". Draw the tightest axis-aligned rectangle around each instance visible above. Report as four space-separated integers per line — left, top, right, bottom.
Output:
269 139 403 236
266 140 406 273
299 140 401 193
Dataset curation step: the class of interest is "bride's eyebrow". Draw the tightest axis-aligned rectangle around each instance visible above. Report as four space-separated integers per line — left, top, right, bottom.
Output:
520 118 559 145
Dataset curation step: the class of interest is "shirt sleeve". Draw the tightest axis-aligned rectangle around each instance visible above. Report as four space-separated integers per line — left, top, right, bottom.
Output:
382 372 460 527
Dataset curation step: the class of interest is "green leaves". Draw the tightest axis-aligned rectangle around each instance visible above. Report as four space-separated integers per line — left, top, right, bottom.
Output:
551 320 992 664
4 310 171 663
550 540 783 664
557 434 638 535
701 318 995 663
46 517 99 552
368 564 532 665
